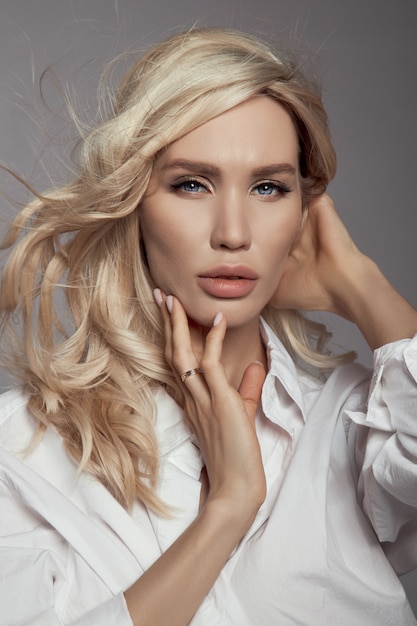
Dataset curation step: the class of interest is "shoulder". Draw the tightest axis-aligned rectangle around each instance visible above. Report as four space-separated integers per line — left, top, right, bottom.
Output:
0 387 29 421
0 388 38 451
0 388 79 496
328 361 371 403
261 316 371 397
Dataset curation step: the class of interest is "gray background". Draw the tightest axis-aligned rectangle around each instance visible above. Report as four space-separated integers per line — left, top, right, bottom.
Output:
0 0 416 613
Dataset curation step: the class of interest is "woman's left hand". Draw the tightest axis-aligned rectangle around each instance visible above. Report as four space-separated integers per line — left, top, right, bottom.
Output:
271 192 417 350
271 192 364 320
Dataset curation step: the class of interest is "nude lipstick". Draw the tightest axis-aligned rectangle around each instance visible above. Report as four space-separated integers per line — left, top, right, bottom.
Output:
197 265 258 298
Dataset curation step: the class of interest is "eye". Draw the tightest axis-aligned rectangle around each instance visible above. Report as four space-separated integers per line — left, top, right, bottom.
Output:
252 181 292 197
172 178 209 194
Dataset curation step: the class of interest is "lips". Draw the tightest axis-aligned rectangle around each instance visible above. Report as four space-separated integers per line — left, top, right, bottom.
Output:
199 265 258 280
197 265 258 298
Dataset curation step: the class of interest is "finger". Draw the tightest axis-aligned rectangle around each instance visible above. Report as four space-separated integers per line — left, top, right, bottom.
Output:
188 320 205 362
309 193 359 253
238 362 266 422
168 296 208 396
199 312 229 391
168 296 199 368
154 288 174 364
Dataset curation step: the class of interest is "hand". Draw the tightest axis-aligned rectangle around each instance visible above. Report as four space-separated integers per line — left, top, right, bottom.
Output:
156 290 267 522
271 193 417 349
271 193 365 320
125 293 266 626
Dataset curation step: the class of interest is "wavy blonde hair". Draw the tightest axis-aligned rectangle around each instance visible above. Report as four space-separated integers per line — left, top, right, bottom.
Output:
0 27 353 511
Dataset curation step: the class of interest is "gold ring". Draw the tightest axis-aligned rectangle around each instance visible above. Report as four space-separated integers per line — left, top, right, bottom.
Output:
181 368 203 382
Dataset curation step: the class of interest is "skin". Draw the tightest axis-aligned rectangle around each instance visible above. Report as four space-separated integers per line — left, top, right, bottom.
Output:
141 97 304 385
123 97 417 626
274 191 417 350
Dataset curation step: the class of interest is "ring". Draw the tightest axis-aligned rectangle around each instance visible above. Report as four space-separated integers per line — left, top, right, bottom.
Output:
181 368 203 383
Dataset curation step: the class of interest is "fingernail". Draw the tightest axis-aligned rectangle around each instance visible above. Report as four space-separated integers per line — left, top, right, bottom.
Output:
153 288 163 307
213 312 223 326
166 295 174 313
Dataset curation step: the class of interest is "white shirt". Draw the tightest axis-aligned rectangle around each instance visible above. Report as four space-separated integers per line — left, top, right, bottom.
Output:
1 320 417 625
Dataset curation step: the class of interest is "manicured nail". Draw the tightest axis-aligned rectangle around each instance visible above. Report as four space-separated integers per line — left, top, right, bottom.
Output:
153 288 163 307
213 312 223 326
166 295 174 313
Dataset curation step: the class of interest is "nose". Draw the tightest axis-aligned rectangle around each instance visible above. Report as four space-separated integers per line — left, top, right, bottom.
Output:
210 191 251 250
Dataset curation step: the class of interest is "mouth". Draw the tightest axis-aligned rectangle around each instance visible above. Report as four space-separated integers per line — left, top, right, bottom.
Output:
205 275 247 280
197 265 258 298
199 265 258 280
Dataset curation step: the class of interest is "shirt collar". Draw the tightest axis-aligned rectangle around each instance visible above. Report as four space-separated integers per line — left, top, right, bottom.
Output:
153 318 307 454
260 318 306 432
153 386 193 456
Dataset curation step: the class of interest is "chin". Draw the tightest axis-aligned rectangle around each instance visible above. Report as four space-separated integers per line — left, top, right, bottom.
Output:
185 311 218 329
186 304 262 330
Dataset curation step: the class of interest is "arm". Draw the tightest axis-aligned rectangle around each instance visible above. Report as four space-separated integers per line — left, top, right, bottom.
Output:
125 499 252 625
125 296 266 626
0 301 265 626
334 258 417 351
272 193 417 349
273 194 417 572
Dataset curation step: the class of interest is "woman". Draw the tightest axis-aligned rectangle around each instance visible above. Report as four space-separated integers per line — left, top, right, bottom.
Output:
0 27 416 626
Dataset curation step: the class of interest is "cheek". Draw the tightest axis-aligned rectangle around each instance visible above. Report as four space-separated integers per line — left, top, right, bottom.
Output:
141 228 175 277
140 212 170 279
140 210 197 290
140 204 175 256
140 201 205 264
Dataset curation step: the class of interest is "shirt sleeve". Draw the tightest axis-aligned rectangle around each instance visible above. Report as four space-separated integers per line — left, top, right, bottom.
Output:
72 594 133 626
0 542 134 626
345 334 417 575
0 472 134 626
0 544 133 626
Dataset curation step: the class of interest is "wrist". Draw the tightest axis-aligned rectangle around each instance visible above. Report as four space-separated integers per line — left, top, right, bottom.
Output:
331 253 380 322
202 494 261 538
333 255 417 350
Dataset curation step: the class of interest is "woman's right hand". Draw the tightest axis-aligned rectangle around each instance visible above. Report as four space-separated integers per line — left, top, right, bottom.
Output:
124 293 266 626
157 290 266 526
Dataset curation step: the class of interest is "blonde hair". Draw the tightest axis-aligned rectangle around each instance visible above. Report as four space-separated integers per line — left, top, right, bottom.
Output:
0 27 353 511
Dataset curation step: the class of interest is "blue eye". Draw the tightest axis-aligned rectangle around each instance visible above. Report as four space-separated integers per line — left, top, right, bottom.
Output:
174 179 208 193
255 183 276 195
253 182 291 196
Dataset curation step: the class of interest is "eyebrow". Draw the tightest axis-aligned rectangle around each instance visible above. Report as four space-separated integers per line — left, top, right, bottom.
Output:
159 159 297 178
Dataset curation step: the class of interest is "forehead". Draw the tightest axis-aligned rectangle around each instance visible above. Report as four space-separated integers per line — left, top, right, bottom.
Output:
157 96 300 172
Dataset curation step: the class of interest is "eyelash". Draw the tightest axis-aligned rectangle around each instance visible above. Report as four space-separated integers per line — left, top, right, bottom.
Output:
171 178 208 193
171 177 293 197
252 181 292 196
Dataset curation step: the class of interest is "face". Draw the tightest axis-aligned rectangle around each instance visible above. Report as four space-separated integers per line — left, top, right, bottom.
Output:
140 96 303 329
